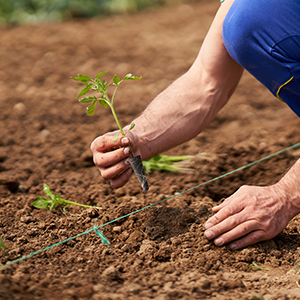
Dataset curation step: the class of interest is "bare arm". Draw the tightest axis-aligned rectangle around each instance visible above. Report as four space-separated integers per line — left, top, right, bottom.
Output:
91 0 243 188
134 0 243 159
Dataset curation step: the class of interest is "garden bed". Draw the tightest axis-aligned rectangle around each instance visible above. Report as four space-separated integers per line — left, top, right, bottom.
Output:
1 1 300 299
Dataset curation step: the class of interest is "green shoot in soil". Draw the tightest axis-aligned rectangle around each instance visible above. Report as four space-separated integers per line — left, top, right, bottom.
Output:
0 237 7 269
0 238 7 250
251 296 264 300
32 183 102 212
293 261 300 275
71 72 141 143
143 154 195 173
245 261 269 271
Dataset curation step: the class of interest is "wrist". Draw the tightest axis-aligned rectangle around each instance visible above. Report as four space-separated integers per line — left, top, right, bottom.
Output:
275 173 300 219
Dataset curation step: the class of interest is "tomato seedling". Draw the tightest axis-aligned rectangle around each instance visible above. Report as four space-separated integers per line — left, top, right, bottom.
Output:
71 72 141 143
32 183 102 212
71 72 149 191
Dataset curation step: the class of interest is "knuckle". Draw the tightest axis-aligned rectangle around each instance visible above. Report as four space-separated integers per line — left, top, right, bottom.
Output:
222 206 233 217
228 215 239 227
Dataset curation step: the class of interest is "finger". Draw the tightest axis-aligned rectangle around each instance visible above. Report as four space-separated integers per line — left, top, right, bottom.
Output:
229 230 266 250
94 147 130 168
212 194 236 212
205 202 243 229
210 219 258 246
205 210 248 240
110 168 134 189
91 134 130 153
100 159 131 180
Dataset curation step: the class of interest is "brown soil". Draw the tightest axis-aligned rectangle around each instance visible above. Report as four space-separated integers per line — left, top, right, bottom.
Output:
1 1 300 299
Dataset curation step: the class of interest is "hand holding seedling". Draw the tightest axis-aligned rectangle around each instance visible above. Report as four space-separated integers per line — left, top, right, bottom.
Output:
72 72 149 191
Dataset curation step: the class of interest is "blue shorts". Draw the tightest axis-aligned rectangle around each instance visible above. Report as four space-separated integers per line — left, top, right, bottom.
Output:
222 0 300 117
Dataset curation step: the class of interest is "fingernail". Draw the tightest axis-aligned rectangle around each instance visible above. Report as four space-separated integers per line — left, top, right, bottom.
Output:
124 158 130 165
205 230 214 239
205 222 213 230
124 147 130 155
127 168 133 175
214 237 224 246
121 137 129 145
230 243 237 250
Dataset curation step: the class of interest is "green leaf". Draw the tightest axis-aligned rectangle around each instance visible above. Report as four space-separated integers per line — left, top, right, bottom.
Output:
43 184 55 200
87 100 97 116
70 74 91 82
129 121 135 131
76 85 92 98
122 73 142 81
113 74 120 86
32 199 50 209
95 71 108 80
113 132 119 142
98 98 108 108
79 95 97 103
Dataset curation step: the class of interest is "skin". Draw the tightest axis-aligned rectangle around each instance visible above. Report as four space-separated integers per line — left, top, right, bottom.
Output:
90 0 300 249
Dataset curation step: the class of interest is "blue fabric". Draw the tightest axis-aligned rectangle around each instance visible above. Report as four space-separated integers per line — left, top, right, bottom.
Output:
222 0 300 117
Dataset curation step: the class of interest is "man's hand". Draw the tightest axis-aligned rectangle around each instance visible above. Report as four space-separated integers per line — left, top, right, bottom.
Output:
204 184 294 250
90 128 140 189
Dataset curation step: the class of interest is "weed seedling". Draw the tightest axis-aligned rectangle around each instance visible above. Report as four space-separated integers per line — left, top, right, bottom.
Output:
245 261 269 271
0 237 7 269
32 183 102 212
251 296 264 300
0 238 7 251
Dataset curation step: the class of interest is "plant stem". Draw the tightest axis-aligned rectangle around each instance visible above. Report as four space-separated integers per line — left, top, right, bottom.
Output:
62 199 102 210
110 104 125 136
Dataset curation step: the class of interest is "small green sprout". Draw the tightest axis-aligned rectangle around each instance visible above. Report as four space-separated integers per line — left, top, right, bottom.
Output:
32 183 102 212
142 154 194 173
71 72 141 142
251 296 264 300
245 261 269 271
0 237 7 250
293 261 300 275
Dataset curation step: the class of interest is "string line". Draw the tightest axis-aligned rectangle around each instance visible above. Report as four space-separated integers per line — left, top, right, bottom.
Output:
2 141 300 269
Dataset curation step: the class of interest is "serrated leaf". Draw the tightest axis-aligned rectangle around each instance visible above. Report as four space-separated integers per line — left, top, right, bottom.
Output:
32 199 50 209
113 132 119 142
79 95 97 103
95 71 108 80
70 74 91 82
77 85 92 98
98 98 108 108
87 100 97 116
113 74 120 86
123 73 142 81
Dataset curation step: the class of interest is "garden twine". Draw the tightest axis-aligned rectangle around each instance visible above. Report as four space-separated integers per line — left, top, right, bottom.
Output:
2 141 300 270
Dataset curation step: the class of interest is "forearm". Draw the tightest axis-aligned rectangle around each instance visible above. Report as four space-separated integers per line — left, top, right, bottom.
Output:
131 0 243 160
132 70 228 160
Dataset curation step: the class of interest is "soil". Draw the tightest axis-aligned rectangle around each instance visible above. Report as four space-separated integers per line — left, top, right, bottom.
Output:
1 1 300 299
